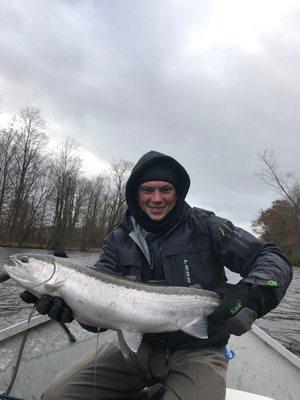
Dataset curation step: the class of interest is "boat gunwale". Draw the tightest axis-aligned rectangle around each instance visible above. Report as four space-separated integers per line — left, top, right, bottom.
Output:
0 315 49 342
251 324 300 369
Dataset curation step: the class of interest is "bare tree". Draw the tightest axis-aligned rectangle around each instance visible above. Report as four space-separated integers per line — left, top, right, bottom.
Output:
79 160 133 248
256 149 299 210
0 124 19 235
105 159 133 235
17 165 52 246
80 174 108 249
253 149 300 265
6 107 48 242
48 138 82 249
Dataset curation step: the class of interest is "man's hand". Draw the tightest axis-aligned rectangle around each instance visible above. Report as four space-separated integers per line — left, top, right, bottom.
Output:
20 292 74 323
208 282 258 337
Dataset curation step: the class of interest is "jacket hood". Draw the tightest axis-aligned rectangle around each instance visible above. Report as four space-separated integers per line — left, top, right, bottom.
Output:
125 151 190 233
126 150 190 205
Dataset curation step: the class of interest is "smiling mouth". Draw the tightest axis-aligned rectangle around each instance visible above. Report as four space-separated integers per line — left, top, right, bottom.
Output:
149 207 164 212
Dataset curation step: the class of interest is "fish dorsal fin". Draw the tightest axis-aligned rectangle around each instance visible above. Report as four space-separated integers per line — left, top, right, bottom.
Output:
181 317 208 339
121 329 143 353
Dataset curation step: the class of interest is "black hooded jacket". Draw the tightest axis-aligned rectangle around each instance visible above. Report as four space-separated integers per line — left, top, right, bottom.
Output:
95 151 293 349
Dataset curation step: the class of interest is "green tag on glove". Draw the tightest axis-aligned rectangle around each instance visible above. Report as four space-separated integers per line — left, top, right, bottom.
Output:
267 280 278 286
230 299 242 315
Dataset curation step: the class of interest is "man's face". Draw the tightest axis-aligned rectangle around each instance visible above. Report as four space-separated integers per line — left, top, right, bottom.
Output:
138 181 178 221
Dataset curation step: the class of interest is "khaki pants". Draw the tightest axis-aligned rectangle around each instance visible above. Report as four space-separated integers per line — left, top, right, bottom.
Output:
42 340 227 400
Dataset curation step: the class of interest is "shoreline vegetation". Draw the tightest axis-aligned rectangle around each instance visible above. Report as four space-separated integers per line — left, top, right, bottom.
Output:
0 107 133 252
0 242 101 252
0 108 299 264
252 151 300 267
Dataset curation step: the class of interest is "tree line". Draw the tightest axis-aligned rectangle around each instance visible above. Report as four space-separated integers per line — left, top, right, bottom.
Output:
0 107 133 250
1 107 298 263
252 150 300 266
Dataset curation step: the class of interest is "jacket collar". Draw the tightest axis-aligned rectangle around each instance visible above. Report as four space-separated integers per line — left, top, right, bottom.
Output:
119 202 192 235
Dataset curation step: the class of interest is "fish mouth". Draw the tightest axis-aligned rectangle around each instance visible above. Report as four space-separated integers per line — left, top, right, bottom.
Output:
4 263 34 286
5 255 56 287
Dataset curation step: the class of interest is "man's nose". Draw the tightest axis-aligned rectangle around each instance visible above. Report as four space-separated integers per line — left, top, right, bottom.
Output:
152 189 163 202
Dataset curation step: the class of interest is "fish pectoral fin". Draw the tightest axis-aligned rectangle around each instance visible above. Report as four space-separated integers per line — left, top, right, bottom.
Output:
44 278 66 292
181 317 208 339
121 329 143 353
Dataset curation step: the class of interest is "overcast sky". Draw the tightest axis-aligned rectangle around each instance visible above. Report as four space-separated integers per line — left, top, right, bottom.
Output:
0 0 299 232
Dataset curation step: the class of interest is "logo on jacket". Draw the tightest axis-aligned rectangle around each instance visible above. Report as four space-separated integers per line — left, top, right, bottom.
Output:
183 259 191 284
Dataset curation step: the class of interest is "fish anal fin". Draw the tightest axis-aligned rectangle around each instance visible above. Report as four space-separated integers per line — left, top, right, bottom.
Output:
121 329 143 353
181 317 208 339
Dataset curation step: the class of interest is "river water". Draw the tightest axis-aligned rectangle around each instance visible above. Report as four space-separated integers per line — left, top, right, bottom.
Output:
0 246 299 358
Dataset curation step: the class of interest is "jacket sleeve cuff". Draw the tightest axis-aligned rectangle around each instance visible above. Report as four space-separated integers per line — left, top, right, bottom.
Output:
79 323 107 333
241 280 285 318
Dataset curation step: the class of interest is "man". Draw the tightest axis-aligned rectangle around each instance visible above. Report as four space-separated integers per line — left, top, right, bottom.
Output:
22 150 292 400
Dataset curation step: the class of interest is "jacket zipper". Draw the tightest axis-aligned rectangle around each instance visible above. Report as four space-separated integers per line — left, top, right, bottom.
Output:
159 225 181 353
160 247 167 284
159 222 180 285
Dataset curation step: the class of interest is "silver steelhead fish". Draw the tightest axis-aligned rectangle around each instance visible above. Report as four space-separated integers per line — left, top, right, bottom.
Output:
4 254 221 352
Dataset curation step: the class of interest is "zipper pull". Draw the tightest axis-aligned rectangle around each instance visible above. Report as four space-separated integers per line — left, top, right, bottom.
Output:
165 348 170 365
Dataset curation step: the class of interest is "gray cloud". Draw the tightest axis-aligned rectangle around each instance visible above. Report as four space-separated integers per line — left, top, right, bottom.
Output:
0 0 299 231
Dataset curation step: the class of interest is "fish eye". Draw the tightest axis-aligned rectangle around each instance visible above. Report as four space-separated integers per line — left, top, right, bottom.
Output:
20 256 29 263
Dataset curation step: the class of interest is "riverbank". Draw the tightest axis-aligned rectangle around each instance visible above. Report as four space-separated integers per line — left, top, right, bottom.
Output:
0 242 101 252
1 242 298 267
